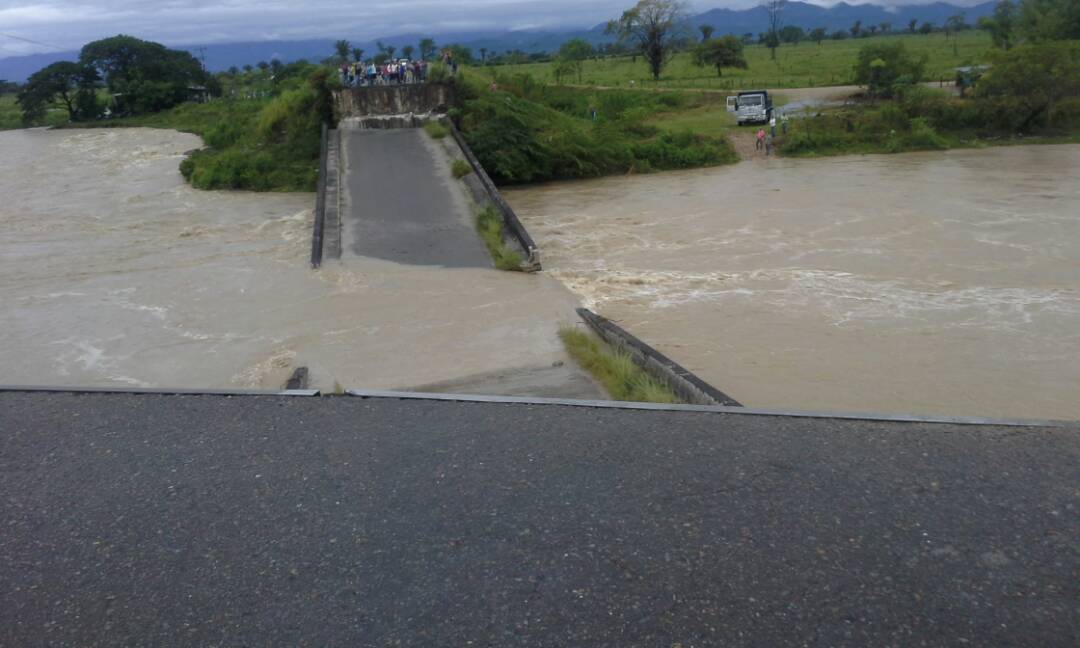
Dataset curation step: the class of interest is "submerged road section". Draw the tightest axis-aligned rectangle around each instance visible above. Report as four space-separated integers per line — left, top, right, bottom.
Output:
340 127 490 267
2 391 1077 646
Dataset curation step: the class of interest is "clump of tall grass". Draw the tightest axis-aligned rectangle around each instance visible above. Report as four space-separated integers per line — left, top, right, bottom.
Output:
423 121 449 139
558 327 679 404
475 206 523 271
451 159 472 178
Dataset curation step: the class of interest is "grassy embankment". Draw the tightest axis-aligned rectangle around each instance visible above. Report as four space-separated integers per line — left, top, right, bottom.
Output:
558 327 679 404
453 71 739 185
491 31 992 90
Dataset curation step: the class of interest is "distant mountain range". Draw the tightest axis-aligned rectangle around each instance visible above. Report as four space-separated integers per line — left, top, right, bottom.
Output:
0 2 995 83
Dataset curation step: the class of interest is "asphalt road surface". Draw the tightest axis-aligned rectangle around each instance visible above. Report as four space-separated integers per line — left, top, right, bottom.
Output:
2 391 1077 646
341 128 490 267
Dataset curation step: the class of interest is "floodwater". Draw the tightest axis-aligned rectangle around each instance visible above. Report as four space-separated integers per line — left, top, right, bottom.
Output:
0 128 583 392
505 145 1080 420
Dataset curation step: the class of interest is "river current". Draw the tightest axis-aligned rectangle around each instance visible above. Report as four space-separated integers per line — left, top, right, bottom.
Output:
0 128 580 391
505 145 1080 420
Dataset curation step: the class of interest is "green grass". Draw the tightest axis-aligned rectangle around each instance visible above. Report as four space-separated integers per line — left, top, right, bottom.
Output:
476 205 524 271
486 31 992 90
559 327 680 404
455 72 738 184
424 121 449 139
451 159 472 178
0 93 69 130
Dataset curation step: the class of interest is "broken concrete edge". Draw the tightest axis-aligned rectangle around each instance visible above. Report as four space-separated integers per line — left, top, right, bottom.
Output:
0 385 320 397
0 385 1071 428
310 122 329 269
447 121 542 272
333 83 456 119
575 307 743 408
343 389 1075 429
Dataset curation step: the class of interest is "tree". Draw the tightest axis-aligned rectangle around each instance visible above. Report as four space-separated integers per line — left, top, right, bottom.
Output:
335 40 351 63
809 27 827 45
257 61 269 71
557 38 594 83
908 19 918 34
270 59 283 76
606 0 690 80
692 35 748 77
480 47 488 64
979 1 1016 49
17 61 100 123
945 14 967 38
868 25 878 37
976 41 1080 131
854 41 927 98
780 25 804 44
352 48 365 62
227 65 240 76
386 46 397 60
243 64 253 73
699 24 715 41
851 20 862 38
402 46 414 60
919 22 935 35
831 30 849 40
419 38 437 61
880 22 892 34
79 35 207 115
763 0 786 60
1017 0 1080 41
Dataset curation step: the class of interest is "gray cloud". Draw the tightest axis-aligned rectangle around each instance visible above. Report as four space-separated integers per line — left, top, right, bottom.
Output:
0 0 989 57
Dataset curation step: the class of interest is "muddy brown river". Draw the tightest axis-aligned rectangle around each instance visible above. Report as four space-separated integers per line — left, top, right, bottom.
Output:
0 128 583 392
505 145 1080 420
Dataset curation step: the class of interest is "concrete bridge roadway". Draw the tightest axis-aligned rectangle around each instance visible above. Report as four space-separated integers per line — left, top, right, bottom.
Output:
340 127 490 267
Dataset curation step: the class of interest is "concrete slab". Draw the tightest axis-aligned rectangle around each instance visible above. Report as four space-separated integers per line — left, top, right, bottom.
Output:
340 128 490 267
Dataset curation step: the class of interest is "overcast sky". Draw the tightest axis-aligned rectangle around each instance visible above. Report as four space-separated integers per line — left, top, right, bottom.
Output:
0 0 988 57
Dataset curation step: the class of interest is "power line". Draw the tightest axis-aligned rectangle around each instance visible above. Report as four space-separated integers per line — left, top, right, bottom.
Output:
0 32 70 52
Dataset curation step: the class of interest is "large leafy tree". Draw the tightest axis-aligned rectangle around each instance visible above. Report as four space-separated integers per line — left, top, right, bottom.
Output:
17 61 100 123
334 40 351 63
853 42 926 98
764 0 787 60
979 0 1018 50
557 38 594 83
1017 0 1080 41
976 41 1080 131
606 0 689 80
692 36 748 77
79 35 207 115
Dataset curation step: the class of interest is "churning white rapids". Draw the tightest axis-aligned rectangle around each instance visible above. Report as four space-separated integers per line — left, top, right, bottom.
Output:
505 145 1080 421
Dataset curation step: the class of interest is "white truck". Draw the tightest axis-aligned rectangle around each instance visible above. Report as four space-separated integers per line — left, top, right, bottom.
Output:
726 90 773 126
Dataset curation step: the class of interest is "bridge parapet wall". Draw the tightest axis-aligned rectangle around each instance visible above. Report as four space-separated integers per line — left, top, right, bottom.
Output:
334 83 455 119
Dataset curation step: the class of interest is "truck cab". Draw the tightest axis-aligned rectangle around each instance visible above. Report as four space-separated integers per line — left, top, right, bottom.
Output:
726 90 773 126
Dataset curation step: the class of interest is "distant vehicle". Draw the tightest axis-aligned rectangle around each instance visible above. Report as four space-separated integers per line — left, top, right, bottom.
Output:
726 90 773 125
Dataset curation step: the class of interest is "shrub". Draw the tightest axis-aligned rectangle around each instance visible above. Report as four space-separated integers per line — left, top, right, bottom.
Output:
423 121 449 139
853 42 926 98
451 159 472 178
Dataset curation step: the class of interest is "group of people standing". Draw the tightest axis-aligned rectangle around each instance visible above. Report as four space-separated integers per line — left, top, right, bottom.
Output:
340 59 428 87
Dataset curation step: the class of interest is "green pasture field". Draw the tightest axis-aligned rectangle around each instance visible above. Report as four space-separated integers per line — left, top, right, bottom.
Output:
485 31 993 90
